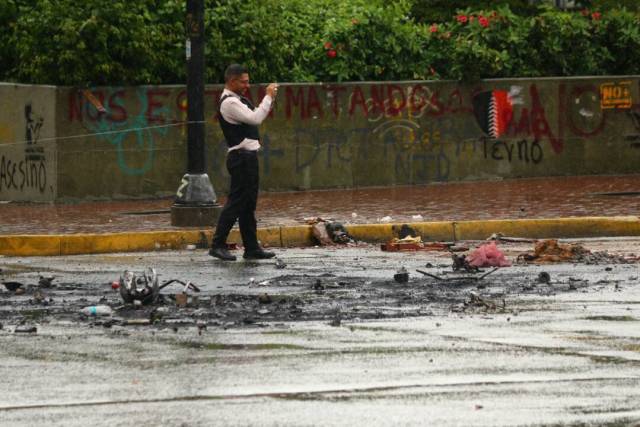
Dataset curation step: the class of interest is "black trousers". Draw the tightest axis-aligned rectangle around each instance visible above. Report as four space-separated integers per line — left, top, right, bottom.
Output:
212 150 260 251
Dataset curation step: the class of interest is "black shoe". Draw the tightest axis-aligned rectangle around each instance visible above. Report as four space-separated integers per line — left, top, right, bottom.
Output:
243 249 276 259
209 247 237 261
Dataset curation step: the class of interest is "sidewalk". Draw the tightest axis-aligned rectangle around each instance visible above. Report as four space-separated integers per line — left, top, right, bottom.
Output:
2 174 640 255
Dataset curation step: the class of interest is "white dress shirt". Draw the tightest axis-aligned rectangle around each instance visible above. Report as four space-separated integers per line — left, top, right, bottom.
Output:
219 88 273 152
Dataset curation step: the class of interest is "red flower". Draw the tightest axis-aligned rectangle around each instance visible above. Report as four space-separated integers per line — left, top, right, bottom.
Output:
456 15 468 24
429 24 438 33
479 16 489 28
326 49 337 58
591 11 601 20
323 41 333 49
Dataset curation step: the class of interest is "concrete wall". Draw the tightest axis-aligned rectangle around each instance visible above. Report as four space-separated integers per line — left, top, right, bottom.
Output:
1 77 639 202
0 84 57 202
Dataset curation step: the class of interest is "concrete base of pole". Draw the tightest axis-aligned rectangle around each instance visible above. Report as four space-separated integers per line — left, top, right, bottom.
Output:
171 173 222 226
170 204 221 227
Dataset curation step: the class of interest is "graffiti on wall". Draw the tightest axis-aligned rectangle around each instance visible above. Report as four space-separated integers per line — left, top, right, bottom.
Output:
58 79 638 192
0 103 49 194
69 88 176 175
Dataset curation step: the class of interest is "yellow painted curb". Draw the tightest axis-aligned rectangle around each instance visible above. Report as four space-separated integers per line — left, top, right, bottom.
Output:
1 216 640 257
280 225 314 247
0 235 62 257
258 226 283 248
453 216 640 240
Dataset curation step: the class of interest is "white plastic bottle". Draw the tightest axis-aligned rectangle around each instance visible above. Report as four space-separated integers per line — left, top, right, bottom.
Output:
80 305 113 316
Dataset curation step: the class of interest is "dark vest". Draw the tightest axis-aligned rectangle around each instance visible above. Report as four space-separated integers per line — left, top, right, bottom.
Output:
218 94 260 148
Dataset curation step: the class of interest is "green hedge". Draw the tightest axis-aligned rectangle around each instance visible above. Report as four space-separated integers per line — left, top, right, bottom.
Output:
1 0 639 85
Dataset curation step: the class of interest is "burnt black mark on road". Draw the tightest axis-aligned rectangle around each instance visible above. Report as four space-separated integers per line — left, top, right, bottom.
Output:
0 269 623 330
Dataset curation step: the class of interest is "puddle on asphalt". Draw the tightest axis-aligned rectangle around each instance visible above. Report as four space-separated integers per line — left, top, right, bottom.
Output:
583 315 638 322
174 341 309 351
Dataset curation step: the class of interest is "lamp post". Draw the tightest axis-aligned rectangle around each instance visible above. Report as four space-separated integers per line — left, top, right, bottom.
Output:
171 0 221 226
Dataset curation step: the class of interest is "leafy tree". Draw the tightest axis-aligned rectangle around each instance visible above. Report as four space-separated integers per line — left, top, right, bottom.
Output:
305 0 428 81
13 0 163 85
1 0 639 85
410 0 546 23
0 1 19 80
581 0 640 11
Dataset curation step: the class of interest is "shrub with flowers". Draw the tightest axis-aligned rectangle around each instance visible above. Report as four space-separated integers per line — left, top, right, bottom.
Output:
2 0 640 85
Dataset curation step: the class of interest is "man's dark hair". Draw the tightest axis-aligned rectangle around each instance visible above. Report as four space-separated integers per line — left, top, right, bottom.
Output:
224 64 248 82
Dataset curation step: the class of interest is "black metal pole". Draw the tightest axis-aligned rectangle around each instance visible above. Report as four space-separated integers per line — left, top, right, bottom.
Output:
186 0 205 174
171 0 221 226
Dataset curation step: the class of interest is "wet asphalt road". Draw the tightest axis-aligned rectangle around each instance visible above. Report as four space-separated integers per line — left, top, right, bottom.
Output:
1 240 640 426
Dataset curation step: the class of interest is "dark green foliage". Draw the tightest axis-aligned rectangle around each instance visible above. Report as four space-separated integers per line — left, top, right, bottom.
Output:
0 0 639 85
410 0 541 23
0 0 19 80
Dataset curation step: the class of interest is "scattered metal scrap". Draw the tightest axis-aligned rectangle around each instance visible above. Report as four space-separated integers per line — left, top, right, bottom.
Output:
394 267 409 283
451 254 478 272
119 268 200 306
486 233 537 243
467 291 506 311
416 267 498 282
119 269 159 305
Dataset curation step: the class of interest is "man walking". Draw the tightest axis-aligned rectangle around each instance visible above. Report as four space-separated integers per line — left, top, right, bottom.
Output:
209 64 278 261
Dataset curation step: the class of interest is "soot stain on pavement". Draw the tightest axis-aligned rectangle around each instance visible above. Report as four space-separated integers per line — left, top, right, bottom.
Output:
0 266 627 331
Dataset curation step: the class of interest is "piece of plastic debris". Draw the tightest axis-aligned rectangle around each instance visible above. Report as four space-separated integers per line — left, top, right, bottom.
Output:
258 293 272 304
80 305 113 316
111 281 120 290
2 281 23 292
186 244 196 250
38 276 54 288
394 267 409 283
395 224 419 239
537 271 551 284
379 216 393 223
351 212 358 219
14 325 37 333
411 214 423 221
467 242 511 267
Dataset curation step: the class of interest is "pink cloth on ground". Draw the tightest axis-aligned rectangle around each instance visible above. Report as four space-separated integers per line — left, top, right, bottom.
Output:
467 241 512 267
